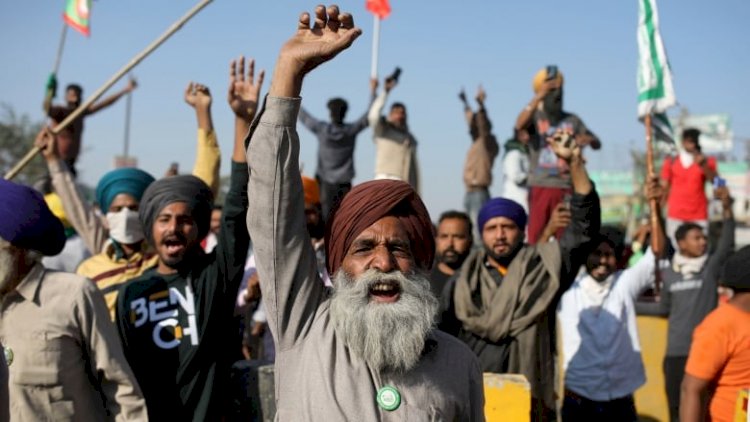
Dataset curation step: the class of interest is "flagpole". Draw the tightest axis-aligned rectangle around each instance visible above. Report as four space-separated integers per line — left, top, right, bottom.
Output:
370 15 380 79
53 22 68 74
4 0 213 180
43 23 69 108
645 113 664 295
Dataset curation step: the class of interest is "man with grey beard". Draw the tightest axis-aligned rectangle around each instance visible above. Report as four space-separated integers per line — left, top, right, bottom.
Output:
245 5 484 420
0 178 146 421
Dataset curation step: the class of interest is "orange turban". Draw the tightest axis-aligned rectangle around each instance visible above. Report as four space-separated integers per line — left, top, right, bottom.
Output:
301 175 320 206
324 180 434 276
532 66 564 94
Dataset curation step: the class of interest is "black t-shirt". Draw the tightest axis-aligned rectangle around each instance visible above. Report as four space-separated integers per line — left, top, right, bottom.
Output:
116 162 249 421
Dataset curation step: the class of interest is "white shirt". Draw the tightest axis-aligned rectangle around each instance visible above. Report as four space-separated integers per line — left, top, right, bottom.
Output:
557 249 655 401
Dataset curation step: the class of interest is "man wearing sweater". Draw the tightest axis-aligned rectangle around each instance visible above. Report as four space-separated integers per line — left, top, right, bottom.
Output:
639 186 735 422
368 74 420 193
298 81 376 220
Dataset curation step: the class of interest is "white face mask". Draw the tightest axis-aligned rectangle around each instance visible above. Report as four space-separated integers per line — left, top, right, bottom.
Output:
106 208 145 245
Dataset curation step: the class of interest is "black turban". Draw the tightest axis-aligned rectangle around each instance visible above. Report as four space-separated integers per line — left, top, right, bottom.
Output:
722 245 750 290
139 175 213 245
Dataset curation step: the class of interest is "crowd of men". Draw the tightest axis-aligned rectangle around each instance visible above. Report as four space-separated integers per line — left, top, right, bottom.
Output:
0 4 748 422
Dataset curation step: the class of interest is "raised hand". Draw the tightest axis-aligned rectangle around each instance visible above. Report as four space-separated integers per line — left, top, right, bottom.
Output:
547 128 581 162
228 56 265 121
370 77 378 96
714 185 732 207
184 82 212 109
33 126 59 162
126 77 138 93
384 77 397 93
475 85 486 105
271 4 362 97
644 176 664 202
537 78 560 99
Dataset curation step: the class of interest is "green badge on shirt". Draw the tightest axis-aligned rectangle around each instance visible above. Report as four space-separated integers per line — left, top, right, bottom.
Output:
4 347 13 367
376 386 401 411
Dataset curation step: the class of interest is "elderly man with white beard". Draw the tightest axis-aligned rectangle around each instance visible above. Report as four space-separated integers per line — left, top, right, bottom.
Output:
245 5 484 420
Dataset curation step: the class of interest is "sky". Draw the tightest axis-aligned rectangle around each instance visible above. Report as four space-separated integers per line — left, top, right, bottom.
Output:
1 0 749 219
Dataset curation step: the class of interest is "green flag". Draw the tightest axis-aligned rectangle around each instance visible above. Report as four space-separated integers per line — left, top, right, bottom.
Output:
63 0 92 36
637 0 675 118
651 112 675 144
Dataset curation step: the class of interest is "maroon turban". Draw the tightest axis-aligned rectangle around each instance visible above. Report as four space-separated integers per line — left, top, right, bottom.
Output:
325 180 434 276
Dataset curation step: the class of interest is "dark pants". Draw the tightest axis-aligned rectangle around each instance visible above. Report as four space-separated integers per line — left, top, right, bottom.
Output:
228 359 267 422
317 177 351 223
663 355 688 422
527 186 570 244
561 389 637 422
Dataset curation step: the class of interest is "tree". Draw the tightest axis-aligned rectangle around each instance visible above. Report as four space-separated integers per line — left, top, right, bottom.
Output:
0 104 47 187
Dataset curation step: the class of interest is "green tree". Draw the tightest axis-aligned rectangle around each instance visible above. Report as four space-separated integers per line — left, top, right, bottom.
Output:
0 104 47 186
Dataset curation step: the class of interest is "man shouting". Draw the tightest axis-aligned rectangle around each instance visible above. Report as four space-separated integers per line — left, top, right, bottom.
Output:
245 5 483 420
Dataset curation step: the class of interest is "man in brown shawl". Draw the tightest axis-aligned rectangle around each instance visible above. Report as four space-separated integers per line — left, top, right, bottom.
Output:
439 129 600 422
245 5 483 421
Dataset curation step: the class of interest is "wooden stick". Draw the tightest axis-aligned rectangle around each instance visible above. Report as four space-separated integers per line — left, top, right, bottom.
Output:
4 0 213 180
645 114 664 295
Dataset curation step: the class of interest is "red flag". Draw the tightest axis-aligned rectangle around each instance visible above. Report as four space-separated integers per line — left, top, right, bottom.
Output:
366 0 391 19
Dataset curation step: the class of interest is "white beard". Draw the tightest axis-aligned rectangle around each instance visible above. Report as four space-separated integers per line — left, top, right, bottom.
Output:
329 268 438 374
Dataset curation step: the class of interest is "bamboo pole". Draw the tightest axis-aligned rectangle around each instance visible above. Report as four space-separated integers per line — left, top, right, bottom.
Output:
4 0 213 180
645 114 664 295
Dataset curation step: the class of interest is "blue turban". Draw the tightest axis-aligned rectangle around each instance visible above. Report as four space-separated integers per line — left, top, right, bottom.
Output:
96 168 155 213
477 197 528 232
0 179 65 256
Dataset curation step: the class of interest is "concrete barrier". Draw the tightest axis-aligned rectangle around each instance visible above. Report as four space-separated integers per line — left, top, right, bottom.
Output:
483 373 531 421
634 315 669 421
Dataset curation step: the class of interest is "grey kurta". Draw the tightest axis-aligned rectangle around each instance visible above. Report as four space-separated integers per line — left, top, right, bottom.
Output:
246 96 484 421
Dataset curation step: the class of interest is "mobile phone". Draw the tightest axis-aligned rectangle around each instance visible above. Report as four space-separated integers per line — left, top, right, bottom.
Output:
546 65 558 81
713 176 726 189
386 67 402 84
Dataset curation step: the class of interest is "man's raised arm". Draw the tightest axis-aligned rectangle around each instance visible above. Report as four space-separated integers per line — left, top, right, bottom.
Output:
87 79 137 115
35 128 108 255
228 55 264 157
549 129 600 286
367 77 394 128
209 55 263 293
246 5 361 350
185 82 221 197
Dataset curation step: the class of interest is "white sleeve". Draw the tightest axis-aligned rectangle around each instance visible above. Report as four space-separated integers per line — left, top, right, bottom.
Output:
619 248 656 298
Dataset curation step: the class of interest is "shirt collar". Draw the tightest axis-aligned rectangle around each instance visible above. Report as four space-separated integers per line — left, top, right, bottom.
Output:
15 263 46 302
